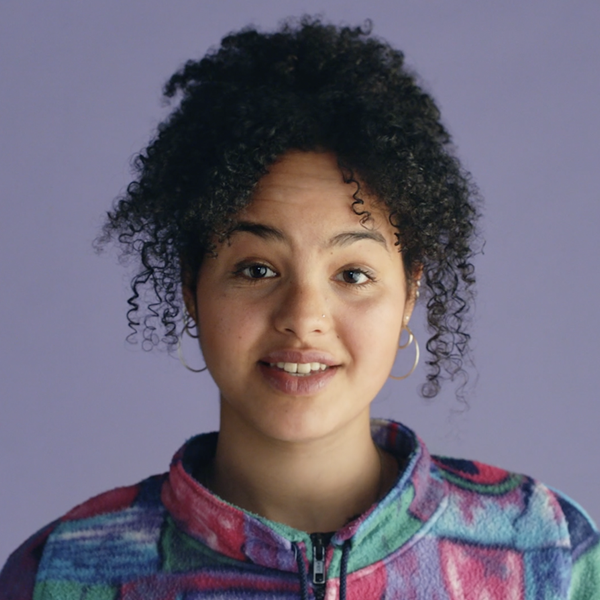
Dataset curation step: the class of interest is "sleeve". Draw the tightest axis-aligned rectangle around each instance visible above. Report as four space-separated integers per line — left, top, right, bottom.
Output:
0 480 147 599
553 493 600 599
0 521 58 600
570 539 600 599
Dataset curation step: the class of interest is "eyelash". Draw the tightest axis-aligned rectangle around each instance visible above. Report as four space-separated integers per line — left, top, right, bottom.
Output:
234 262 278 282
335 268 376 286
233 262 376 287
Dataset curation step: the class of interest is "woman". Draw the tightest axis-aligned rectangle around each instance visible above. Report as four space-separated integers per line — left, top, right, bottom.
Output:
1 17 598 599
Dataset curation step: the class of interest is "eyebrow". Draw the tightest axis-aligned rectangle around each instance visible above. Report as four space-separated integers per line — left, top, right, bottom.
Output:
230 221 388 249
328 230 388 249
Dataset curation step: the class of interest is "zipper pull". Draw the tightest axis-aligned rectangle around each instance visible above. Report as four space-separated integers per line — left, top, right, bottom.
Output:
311 533 326 600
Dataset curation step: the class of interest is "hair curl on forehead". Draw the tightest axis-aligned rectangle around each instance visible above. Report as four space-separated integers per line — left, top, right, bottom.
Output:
97 15 481 398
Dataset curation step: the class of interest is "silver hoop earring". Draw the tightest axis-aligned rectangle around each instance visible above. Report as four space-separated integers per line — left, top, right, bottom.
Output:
389 325 419 380
177 315 207 373
183 311 199 339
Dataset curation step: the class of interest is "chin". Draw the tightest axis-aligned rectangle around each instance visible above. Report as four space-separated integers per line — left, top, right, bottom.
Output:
252 405 364 446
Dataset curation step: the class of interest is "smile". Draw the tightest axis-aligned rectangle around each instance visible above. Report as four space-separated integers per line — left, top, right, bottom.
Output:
269 362 328 375
259 360 337 395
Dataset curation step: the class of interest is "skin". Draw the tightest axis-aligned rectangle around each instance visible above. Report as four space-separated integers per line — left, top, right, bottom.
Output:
184 151 416 532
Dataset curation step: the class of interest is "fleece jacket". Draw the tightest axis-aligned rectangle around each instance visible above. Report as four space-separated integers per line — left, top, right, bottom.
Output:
1 419 599 599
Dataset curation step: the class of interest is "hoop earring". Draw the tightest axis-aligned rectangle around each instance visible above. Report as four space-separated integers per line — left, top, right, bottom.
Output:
389 325 419 380
183 311 199 339
177 314 207 373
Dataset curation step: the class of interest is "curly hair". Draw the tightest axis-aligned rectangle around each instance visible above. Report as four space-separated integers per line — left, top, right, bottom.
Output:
98 16 480 398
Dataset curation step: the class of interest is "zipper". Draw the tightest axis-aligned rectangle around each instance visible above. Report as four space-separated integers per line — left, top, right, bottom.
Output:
310 533 327 600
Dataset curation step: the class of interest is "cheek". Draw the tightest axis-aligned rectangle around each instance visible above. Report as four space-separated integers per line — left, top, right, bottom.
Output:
341 296 404 369
196 295 264 363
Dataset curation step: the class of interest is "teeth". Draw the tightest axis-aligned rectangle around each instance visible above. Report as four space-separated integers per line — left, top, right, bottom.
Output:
271 362 328 374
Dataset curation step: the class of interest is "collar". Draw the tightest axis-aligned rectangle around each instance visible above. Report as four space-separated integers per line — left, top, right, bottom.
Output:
161 419 447 575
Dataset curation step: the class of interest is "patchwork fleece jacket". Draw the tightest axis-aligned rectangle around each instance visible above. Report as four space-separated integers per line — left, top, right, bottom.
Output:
2 419 599 599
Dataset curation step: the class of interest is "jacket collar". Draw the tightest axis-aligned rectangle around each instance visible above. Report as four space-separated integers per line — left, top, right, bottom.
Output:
161 419 447 574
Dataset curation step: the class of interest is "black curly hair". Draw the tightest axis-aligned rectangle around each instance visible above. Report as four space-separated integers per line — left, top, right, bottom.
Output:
98 16 480 398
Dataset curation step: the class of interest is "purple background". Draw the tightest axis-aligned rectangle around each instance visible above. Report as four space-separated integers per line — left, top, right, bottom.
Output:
1 1 599 564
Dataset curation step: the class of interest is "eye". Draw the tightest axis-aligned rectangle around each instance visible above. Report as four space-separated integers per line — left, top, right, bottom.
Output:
238 263 277 279
337 269 372 285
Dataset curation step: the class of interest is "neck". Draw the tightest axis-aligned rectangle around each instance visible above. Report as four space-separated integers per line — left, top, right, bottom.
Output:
204 406 398 533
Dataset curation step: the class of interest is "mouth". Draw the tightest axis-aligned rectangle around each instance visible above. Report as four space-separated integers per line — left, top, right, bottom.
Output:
258 350 339 393
258 359 337 395
266 361 329 376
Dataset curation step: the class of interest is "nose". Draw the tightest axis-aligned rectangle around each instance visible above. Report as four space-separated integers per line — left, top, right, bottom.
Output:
272 278 330 339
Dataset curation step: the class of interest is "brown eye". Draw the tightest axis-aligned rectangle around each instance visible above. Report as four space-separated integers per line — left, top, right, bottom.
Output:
340 269 369 284
240 264 276 279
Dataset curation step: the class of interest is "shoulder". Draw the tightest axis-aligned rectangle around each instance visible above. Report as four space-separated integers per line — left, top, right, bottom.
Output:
548 490 600 595
431 455 562 546
0 474 166 599
431 455 600 591
0 520 58 600
432 455 598 542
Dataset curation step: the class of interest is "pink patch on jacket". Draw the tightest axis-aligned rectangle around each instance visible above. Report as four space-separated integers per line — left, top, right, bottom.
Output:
440 540 524 599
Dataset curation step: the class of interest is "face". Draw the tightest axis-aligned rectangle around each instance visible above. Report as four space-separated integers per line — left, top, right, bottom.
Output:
186 151 414 444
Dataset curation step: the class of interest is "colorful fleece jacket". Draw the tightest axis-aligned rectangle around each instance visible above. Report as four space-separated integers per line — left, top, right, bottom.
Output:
2 419 599 599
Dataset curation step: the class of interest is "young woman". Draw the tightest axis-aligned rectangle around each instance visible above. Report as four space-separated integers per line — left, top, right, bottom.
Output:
2 17 598 599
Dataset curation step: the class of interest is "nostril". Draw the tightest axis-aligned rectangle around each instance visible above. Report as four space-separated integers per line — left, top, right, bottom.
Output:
272 291 330 338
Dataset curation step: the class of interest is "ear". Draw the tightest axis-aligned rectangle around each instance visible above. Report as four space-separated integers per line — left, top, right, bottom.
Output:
403 265 423 326
181 268 197 323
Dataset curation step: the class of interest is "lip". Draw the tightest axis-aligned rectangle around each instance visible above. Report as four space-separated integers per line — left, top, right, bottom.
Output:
258 362 338 396
259 349 339 367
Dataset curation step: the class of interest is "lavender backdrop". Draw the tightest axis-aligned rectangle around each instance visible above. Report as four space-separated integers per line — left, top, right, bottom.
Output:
1 1 599 564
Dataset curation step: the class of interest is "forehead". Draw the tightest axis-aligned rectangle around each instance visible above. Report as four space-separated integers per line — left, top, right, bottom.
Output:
253 151 351 199
237 151 393 240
